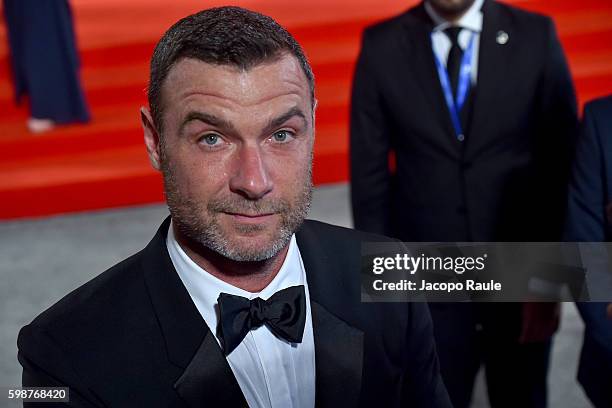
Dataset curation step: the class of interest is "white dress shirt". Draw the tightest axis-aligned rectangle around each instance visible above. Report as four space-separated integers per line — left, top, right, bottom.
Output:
425 0 484 84
166 223 316 408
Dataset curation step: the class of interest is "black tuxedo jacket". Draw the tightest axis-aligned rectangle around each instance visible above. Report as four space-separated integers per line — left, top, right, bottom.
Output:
350 0 578 242
18 219 451 407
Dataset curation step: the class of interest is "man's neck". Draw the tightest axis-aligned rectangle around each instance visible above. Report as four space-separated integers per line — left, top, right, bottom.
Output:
174 227 289 293
438 11 466 24
429 0 477 24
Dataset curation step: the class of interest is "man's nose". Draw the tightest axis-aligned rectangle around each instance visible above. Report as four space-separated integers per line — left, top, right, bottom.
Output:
229 145 274 200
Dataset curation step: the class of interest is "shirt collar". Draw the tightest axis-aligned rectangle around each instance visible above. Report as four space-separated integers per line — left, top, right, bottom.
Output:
166 221 306 338
424 0 484 33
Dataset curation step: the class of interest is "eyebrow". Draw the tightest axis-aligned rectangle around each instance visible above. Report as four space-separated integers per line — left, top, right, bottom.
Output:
264 106 308 135
178 106 308 137
179 111 236 137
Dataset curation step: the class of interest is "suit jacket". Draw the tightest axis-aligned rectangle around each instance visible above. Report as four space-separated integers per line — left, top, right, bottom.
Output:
350 0 577 243
566 96 612 241
565 96 612 408
18 218 452 407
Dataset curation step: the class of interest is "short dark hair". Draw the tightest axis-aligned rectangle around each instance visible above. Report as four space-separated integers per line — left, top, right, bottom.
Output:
147 6 315 133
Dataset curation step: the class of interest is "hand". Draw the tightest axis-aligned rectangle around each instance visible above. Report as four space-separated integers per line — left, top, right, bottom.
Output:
607 303 612 320
519 302 560 343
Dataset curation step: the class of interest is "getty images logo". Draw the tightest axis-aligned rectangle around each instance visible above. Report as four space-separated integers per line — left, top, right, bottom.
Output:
372 253 488 275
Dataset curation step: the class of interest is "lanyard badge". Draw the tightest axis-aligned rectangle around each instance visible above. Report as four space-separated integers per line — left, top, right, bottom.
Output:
432 32 475 141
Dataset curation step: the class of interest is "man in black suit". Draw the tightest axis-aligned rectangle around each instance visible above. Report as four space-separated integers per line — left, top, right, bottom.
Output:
17 7 451 407
565 95 612 408
350 0 577 406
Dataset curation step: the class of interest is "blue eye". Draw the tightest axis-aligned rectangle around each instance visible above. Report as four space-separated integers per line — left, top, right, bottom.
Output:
272 130 293 143
201 134 220 146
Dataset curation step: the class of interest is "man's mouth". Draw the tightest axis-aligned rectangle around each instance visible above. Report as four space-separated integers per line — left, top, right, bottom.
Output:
223 212 276 223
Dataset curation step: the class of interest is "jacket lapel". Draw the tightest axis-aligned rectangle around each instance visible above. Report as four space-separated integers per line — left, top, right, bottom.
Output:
467 0 513 155
311 301 364 407
296 222 365 407
141 218 247 407
401 5 461 149
174 331 248 408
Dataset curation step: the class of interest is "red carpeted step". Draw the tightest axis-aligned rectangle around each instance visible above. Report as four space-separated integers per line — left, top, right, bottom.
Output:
0 0 610 219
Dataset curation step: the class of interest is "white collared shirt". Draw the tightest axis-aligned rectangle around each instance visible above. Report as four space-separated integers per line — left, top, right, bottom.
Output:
425 0 484 84
166 223 316 408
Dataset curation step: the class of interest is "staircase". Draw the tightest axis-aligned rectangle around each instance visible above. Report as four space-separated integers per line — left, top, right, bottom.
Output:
0 0 610 219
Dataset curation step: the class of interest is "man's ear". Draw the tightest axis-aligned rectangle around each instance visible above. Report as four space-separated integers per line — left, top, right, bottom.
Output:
311 98 318 141
141 107 162 171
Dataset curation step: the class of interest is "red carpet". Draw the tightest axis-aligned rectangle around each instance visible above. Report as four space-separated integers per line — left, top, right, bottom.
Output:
1 0 611 219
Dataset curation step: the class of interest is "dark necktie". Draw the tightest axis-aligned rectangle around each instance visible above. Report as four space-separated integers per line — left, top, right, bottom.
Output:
444 26 464 100
217 285 306 355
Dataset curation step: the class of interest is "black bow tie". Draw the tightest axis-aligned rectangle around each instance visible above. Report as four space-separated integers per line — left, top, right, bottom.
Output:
217 285 306 355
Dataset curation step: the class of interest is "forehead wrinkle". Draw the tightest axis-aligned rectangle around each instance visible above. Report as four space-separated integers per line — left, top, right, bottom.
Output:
161 56 313 131
179 89 308 110
173 59 308 106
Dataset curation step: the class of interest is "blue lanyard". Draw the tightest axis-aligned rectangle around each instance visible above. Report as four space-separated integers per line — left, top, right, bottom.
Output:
432 32 475 141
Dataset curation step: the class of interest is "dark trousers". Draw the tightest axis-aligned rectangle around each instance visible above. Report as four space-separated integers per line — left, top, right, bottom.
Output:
576 302 612 408
3 0 90 123
430 303 551 408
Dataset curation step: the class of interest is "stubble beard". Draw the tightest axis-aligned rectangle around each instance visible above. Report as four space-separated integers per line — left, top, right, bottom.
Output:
162 158 313 262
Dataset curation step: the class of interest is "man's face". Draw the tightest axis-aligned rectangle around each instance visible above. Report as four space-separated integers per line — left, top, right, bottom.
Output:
428 0 476 16
144 54 314 262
